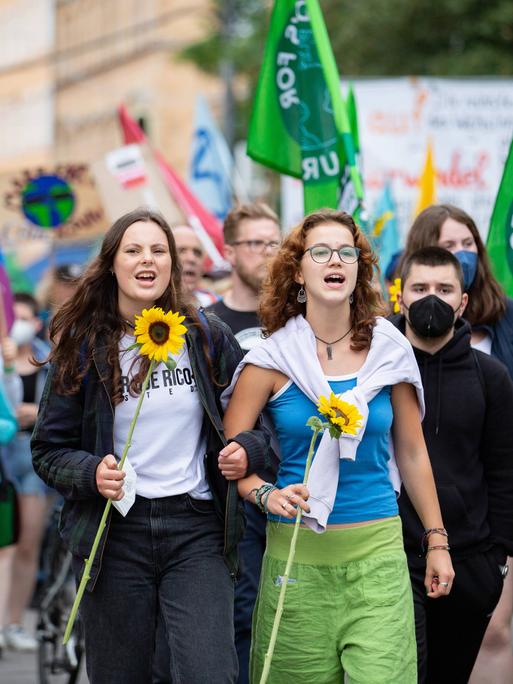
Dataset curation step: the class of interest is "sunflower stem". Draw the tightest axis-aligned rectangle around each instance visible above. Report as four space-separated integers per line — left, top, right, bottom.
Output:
62 359 156 644
259 427 321 684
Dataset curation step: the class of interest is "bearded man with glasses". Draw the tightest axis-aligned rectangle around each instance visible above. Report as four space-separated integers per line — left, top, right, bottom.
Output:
207 203 281 353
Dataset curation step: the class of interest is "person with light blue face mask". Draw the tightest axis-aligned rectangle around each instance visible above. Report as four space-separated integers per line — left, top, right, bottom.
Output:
403 204 513 684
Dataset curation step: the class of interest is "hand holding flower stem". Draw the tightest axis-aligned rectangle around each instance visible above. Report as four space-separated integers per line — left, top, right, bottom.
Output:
259 419 322 684
259 393 363 683
63 359 155 644
63 307 187 645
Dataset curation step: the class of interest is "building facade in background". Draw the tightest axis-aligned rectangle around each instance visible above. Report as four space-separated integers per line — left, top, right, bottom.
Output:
0 0 223 175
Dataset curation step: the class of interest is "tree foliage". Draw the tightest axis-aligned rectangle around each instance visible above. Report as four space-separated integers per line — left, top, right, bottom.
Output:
323 0 513 76
181 0 513 139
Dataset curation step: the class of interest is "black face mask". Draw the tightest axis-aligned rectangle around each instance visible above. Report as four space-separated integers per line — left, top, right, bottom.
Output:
404 295 459 338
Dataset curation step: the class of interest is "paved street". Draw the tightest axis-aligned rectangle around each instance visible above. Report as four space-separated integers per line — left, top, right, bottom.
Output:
0 612 88 684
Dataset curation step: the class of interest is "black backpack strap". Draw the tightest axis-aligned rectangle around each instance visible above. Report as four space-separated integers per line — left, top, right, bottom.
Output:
197 308 216 359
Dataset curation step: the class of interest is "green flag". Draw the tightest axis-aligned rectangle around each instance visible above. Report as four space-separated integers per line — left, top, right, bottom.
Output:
346 82 360 156
340 81 368 228
247 0 364 215
487 137 513 297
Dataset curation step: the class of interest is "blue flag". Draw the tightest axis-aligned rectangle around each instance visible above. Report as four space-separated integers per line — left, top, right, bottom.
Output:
371 181 401 280
189 95 233 221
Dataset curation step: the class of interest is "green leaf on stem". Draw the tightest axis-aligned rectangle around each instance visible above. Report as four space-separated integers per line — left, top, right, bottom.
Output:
306 416 323 431
165 356 177 371
329 424 342 440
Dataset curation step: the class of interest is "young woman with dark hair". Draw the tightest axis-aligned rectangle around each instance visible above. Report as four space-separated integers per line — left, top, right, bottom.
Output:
31 207 269 684
402 203 513 683
221 209 454 683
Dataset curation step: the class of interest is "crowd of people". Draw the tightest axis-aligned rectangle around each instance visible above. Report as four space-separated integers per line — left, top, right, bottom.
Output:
0 200 512 684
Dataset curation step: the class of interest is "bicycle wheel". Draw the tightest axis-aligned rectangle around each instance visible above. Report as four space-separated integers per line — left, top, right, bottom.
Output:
38 633 83 684
37 547 84 683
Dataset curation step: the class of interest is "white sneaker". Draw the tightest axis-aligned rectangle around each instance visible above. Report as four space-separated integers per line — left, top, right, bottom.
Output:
4 623 38 652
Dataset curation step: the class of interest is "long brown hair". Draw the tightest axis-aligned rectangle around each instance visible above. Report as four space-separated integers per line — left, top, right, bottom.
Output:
46 207 199 404
259 209 384 351
403 204 506 325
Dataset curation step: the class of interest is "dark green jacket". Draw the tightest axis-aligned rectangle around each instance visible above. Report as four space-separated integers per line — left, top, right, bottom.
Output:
32 313 270 589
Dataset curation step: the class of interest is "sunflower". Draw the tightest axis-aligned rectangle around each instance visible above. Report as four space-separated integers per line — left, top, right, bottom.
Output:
133 307 187 363
388 277 401 314
317 392 364 436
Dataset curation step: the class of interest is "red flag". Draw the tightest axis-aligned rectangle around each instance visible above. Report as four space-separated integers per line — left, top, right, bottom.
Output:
117 105 226 266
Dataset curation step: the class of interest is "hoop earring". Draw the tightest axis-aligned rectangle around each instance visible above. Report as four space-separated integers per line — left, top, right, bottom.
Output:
297 286 307 303
349 293 354 304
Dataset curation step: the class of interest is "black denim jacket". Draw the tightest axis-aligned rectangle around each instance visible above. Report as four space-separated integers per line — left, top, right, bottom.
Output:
32 313 272 588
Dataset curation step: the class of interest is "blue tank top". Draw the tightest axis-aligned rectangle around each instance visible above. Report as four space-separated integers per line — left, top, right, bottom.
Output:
267 375 397 524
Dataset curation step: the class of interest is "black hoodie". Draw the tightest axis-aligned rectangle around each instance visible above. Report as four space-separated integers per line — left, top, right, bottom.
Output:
391 315 513 563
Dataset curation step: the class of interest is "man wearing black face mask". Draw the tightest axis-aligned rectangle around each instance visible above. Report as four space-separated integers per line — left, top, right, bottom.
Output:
391 246 513 684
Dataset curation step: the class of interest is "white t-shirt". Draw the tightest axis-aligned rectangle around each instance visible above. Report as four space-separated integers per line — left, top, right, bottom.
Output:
114 334 211 499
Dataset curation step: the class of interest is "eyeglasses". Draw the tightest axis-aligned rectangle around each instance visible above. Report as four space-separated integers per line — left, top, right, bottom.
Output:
304 244 360 264
230 240 281 254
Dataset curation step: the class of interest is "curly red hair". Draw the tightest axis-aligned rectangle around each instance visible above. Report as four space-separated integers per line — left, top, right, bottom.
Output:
259 209 384 351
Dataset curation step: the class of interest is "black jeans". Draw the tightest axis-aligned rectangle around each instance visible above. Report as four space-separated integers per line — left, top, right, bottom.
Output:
234 501 267 684
74 494 237 684
408 549 505 684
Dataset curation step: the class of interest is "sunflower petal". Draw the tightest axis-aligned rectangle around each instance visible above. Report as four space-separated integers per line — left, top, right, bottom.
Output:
132 306 188 363
316 392 364 437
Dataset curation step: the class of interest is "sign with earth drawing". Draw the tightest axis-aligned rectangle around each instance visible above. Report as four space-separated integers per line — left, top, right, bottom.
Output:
0 163 107 244
20 174 76 228
0 162 107 274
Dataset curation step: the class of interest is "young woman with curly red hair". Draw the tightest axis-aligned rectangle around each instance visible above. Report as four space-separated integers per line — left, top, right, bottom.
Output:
220 209 453 683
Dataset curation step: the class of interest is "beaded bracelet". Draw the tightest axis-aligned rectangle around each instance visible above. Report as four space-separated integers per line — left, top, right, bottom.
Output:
421 527 448 553
262 487 277 514
254 485 268 512
426 544 451 553
254 483 275 513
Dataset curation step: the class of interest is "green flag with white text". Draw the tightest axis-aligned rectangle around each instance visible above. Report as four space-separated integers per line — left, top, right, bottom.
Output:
487 137 513 297
247 0 364 216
